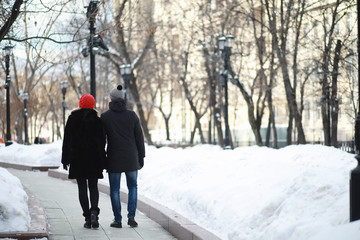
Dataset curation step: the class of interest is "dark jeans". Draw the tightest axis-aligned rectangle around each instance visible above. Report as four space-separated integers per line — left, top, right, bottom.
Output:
109 171 138 222
76 178 99 217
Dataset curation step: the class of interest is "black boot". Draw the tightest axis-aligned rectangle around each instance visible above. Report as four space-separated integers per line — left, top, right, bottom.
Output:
128 218 138 227
90 207 100 229
83 211 91 229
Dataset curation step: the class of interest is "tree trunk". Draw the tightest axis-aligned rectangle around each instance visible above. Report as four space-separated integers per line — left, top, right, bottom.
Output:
265 115 271 147
331 39 342 147
202 45 224 146
287 110 293 145
320 45 331 146
128 77 153 145
16 113 23 144
190 120 205 144
214 106 224 146
164 117 170 141
248 104 263 145
271 109 278 148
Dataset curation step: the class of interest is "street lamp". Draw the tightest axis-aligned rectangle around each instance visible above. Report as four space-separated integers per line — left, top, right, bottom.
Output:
60 80 68 133
3 45 13 146
120 64 132 101
88 0 98 100
22 93 29 145
218 34 234 149
350 0 360 222
82 0 108 100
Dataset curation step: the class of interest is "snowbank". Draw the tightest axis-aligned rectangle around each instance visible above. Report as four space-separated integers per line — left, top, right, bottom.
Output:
0 142 61 167
0 141 359 239
0 167 30 232
133 144 356 239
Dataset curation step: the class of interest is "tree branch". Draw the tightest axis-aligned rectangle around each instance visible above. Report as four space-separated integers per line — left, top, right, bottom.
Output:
0 0 24 42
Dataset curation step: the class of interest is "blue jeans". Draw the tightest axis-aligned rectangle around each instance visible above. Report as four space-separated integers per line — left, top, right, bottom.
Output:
109 171 138 222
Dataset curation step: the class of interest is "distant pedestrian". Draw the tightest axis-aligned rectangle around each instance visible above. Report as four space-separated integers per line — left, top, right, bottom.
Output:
61 94 106 229
101 85 145 228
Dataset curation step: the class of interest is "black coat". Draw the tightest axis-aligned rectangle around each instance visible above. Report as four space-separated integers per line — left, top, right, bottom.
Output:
101 98 145 173
61 108 106 179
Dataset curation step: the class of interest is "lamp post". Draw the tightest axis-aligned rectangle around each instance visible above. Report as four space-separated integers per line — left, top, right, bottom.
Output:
350 0 360 222
218 34 234 149
3 45 13 146
87 0 98 99
60 80 68 133
82 0 108 100
120 64 132 101
22 93 29 145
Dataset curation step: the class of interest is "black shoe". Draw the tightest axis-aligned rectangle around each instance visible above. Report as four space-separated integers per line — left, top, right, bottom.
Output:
83 211 91 229
84 219 91 229
110 221 122 228
128 218 138 227
90 208 100 229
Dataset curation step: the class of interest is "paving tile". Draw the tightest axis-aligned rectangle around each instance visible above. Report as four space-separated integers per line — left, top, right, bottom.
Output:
46 208 66 219
7 168 177 240
49 234 75 240
47 219 73 235
41 200 60 209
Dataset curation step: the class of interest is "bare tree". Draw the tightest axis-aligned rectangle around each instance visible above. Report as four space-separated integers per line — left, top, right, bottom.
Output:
314 0 354 146
102 0 155 145
179 49 208 144
151 43 175 141
263 0 307 144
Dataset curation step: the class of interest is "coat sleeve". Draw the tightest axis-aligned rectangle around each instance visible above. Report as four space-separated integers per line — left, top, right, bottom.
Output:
61 115 74 165
98 118 107 169
133 113 145 159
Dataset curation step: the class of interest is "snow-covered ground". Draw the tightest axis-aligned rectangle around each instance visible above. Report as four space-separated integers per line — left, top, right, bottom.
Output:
0 166 30 232
0 141 359 239
0 141 62 166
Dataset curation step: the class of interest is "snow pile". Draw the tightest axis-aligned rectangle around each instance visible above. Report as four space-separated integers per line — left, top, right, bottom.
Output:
0 167 30 232
0 141 359 239
135 144 356 239
0 142 62 167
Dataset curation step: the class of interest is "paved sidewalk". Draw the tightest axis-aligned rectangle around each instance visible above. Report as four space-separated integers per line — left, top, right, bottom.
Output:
8 168 176 240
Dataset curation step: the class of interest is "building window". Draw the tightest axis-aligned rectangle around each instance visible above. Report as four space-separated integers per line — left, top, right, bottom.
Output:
346 64 353 78
346 12 351 32
313 20 319 39
317 107 321 120
305 102 310 121
172 34 179 49
335 16 340 35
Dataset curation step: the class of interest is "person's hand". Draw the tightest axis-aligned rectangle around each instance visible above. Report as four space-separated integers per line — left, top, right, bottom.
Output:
63 164 68 170
139 157 144 169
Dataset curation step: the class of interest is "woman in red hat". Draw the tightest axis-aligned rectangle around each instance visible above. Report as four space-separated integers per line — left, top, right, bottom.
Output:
61 93 106 229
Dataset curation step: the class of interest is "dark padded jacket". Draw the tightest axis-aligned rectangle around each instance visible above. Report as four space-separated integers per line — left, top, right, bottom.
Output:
101 98 145 173
61 108 106 179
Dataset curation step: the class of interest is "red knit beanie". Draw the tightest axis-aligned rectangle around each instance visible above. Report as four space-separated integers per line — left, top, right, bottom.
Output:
79 94 95 109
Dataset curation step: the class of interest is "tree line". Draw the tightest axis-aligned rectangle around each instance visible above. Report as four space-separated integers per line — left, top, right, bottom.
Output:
0 0 357 148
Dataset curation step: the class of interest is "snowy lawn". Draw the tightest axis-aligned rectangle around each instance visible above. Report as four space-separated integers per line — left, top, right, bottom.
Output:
0 141 61 166
0 141 359 239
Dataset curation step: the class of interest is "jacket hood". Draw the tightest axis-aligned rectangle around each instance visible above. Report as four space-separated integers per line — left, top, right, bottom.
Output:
109 98 127 112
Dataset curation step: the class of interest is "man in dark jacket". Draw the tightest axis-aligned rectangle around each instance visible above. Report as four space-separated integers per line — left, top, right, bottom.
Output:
101 85 145 228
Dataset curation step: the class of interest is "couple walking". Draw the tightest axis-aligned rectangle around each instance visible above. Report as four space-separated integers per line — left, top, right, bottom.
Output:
61 85 145 229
